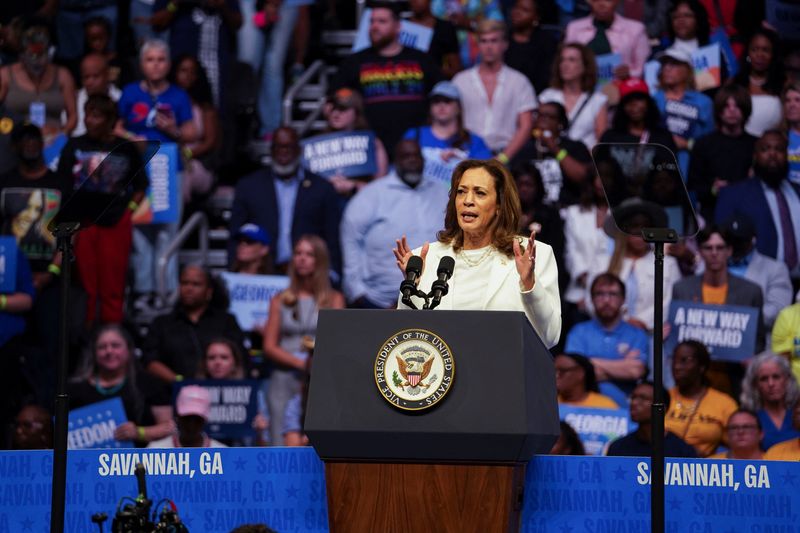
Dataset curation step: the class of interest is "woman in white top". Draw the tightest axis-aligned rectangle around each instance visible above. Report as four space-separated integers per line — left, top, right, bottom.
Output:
664 0 710 56
733 28 785 137
538 42 608 149
393 159 562 348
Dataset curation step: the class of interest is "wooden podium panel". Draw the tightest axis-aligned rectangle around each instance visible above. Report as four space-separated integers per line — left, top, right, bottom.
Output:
325 462 525 533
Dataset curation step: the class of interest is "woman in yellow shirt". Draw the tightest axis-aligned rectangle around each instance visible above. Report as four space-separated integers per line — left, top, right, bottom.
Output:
666 340 738 457
556 353 619 409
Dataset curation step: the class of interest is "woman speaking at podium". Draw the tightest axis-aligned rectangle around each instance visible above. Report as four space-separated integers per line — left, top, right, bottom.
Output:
393 159 561 348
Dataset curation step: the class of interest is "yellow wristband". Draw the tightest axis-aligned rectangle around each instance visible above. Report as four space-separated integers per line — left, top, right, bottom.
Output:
497 152 509 164
556 149 568 162
182 146 193 160
167 1 178 12
48 263 61 276
175 374 184 382
136 426 146 441
128 200 139 212
0 295 6 311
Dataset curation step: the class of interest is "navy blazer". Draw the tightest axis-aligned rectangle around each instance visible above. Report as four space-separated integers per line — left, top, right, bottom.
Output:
229 167 342 272
715 178 800 261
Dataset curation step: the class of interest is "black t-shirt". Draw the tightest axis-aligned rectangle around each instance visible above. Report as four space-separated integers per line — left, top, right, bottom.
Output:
598 128 677 151
504 29 560 95
687 131 757 221
0 169 73 272
429 18 459 71
57 135 148 227
67 370 170 429
512 136 593 206
606 431 698 458
333 46 444 155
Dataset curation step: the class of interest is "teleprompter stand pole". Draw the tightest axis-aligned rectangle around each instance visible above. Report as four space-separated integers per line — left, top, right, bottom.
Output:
642 227 678 533
50 221 80 533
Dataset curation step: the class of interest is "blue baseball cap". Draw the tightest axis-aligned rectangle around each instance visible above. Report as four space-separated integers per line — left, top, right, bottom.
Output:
235 223 271 246
429 81 461 102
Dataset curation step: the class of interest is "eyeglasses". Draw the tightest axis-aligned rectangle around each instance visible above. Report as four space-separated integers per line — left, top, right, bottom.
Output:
592 291 623 299
727 424 759 433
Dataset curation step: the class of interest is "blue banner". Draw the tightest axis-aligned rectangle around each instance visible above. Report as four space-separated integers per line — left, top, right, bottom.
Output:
0 236 17 293
666 300 759 362
132 142 180 225
595 53 622 88
68 397 133 450
43 133 68 170
1 451 798 532
301 131 377 179
559 405 636 456
220 272 290 332
174 380 263 440
352 9 433 53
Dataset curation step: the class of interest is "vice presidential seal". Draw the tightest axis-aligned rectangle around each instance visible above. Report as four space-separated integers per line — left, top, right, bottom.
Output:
374 328 455 411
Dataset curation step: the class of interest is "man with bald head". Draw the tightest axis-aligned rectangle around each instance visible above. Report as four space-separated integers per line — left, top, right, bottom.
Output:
230 126 342 273
341 139 448 308
72 52 121 137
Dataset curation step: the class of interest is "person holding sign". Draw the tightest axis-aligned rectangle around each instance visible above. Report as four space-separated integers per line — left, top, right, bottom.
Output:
665 340 738 457
403 81 492 186
652 48 714 178
740 353 800 451
69 325 175 446
606 381 697 457
263 236 344 445
231 223 273 275
555 353 618 409
563 0 651 79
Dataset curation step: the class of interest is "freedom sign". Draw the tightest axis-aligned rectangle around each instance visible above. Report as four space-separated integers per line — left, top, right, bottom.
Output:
559 405 635 456
67 397 133 450
665 300 759 362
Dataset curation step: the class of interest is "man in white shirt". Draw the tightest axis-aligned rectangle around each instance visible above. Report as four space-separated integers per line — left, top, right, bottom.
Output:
72 53 121 137
452 19 536 164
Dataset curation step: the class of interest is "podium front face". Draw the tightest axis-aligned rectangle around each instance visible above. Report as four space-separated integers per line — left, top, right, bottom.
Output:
305 310 559 463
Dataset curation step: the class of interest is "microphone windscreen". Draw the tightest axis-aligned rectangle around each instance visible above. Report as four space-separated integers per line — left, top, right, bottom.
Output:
437 256 455 277
406 255 423 276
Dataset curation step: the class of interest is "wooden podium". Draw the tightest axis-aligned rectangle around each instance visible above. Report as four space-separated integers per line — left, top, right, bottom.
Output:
305 310 559 533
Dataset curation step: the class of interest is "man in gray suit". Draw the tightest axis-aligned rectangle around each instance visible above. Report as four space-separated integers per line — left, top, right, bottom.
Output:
722 214 793 330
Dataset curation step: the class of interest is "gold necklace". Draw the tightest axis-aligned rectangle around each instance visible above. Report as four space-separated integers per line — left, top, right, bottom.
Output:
459 247 494 267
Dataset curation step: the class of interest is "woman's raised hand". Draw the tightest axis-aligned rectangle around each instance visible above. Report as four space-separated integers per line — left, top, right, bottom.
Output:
513 230 537 291
393 235 429 279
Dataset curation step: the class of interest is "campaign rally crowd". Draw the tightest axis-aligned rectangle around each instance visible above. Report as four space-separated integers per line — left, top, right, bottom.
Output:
2 0 800 469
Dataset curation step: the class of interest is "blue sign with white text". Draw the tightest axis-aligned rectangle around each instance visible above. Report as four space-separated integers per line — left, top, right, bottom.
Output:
68 397 133 450
174 380 263 440
133 142 180 225
559 405 635 456
301 131 377 179
0 450 798 532
0 237 17 293
666 300 759 362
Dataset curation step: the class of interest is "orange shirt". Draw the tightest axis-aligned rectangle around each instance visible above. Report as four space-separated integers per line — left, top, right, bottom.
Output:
764 439 800 461
665 387 738 457
559 391 619 409
702 283 728 305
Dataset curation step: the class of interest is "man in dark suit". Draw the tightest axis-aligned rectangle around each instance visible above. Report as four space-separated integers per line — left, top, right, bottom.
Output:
230 126 342 274
672 225 764 397
715 130 800 283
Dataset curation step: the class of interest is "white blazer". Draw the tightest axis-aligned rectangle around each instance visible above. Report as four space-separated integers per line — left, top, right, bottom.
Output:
399 240 562 348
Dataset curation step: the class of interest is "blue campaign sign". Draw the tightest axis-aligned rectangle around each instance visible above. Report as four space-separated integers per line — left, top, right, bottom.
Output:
666 300 759 362
133 142 180 225
352 9 433 53
0 237 18 293
559 405 635 456
68 397 133 450
220 272 290 332
301 131 377 179
44 133 68 170
174 380 263 440
595 53 621 88
0 450 798 532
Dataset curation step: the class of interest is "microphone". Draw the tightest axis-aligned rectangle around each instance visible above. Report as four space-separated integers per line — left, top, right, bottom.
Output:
427 256 455 310
135 463 148 502
400 255 424 309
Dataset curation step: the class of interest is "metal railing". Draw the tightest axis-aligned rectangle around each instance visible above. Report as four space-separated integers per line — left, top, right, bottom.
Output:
156 211 209 303
282 59 328 136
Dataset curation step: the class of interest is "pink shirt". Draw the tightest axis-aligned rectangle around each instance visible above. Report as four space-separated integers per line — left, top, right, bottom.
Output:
564 14 651 78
